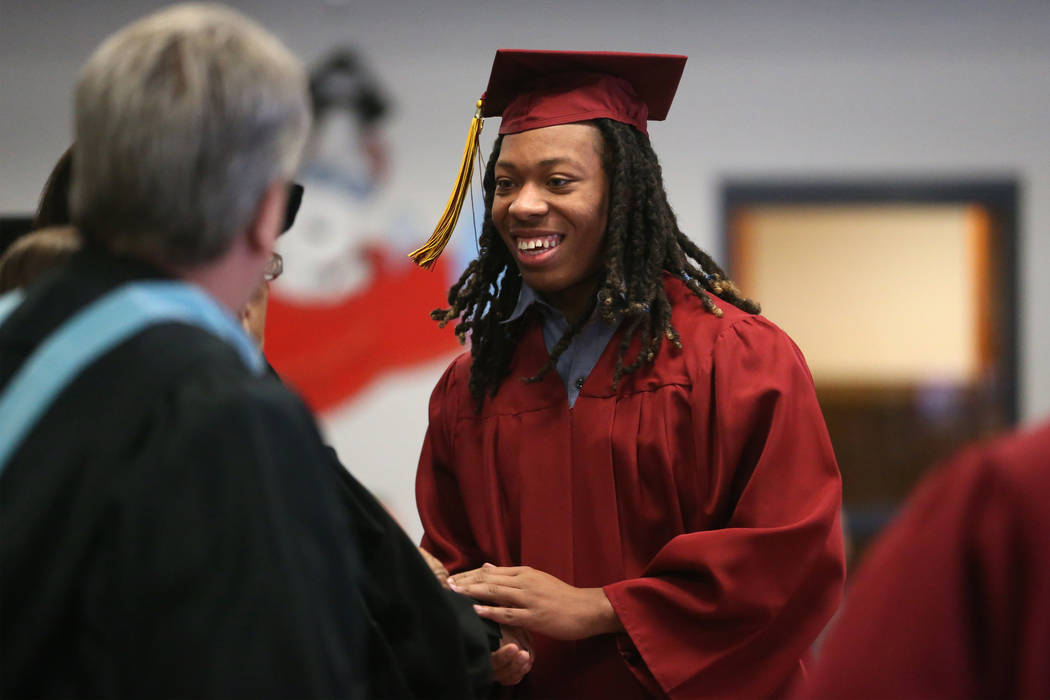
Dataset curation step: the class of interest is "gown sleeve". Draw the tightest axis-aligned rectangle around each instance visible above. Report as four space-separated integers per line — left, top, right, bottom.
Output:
417 358 485 575
602 316 845 699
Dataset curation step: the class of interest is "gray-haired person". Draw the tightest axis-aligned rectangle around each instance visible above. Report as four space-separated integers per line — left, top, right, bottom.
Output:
0 5 491 698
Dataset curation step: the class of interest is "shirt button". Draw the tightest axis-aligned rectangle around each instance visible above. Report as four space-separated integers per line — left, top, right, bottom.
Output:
574 377 585 390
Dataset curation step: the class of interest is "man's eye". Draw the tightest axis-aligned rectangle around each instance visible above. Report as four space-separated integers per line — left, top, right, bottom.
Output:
548 177 571 188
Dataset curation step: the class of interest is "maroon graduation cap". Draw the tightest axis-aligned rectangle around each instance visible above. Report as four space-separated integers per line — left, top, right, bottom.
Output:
485 49 686 135
410 49 688 268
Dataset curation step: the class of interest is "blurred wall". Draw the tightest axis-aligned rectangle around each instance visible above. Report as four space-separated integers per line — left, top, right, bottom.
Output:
3 0 1048 536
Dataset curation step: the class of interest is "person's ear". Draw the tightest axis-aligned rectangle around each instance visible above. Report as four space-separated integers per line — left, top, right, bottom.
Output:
245 182 287 254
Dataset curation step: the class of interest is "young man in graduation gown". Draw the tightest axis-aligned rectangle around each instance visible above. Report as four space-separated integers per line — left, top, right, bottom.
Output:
413 51 845 699
0 6 494 698
797 419 1050 700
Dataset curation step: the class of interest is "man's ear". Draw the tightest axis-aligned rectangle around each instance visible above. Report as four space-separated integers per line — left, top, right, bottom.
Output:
245 182 287 254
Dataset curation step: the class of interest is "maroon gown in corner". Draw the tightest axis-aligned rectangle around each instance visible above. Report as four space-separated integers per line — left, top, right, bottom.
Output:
417 276 845 699
800 420 1050 700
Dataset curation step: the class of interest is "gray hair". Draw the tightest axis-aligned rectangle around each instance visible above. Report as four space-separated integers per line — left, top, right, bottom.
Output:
71 3 310 266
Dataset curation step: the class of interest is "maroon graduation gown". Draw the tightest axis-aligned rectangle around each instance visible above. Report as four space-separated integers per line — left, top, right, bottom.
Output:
800 420 1050 700
417 276 844 699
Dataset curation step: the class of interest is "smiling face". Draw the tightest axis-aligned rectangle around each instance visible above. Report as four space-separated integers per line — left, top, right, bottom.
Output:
492 122 609 322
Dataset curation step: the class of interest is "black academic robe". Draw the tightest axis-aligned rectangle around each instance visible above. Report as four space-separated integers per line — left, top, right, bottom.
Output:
324 451 495 699
0 251 490 699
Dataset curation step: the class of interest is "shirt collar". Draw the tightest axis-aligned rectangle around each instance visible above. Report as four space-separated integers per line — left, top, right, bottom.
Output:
501 282 626 325
502 282 554 324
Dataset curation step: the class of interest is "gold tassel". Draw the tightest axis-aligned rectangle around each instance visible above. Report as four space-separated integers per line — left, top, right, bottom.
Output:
409 98 485 269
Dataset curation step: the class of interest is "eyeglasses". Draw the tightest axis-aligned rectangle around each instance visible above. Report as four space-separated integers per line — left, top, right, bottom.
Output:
283 182 304 233
268 182 300 282
263 252 283 282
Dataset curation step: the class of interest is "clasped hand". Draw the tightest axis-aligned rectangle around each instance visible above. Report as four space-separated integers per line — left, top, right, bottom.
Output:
417 549 533 686
448 563 622 641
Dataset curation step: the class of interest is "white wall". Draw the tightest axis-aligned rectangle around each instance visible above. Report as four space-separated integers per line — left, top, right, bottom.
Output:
3 0 1049 534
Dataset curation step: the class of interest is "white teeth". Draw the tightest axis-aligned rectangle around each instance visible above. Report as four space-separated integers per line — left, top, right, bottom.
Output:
518 236 559 251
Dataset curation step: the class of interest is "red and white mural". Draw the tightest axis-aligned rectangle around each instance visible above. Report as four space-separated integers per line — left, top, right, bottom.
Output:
265 50 465 538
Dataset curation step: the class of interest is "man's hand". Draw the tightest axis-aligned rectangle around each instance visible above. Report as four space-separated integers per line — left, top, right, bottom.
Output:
448 564 624 640
417 547 450 589
491 625 533 686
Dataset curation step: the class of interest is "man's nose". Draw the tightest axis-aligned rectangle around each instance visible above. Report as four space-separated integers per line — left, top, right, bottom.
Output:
508 182 548 219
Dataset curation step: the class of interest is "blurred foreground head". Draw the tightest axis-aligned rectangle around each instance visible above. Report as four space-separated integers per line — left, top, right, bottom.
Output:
71 3 310 268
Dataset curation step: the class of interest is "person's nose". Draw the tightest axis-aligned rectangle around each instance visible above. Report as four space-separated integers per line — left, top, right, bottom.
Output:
508 181 548 220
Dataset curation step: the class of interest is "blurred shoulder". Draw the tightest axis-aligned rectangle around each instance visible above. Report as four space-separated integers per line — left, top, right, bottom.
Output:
963 420 1050 502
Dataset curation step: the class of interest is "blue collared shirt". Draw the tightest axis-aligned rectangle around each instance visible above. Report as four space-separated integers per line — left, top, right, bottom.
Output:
502 284 623 407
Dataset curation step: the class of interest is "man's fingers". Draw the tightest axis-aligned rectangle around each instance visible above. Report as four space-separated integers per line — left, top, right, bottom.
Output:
449 565 527 587
492 647 532 686
449 579 526 605
507 649 532 682
448 570 507 588
418 548 450 581
481 564 528 577
474 604 528 626
491 643 520 670
449 571 523 588
449 567 493 586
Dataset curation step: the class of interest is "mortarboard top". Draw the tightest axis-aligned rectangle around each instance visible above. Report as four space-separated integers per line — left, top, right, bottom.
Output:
483 50 688 136
409 49 688 268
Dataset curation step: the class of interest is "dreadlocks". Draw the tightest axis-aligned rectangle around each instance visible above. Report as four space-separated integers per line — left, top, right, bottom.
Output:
432 118 759 409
